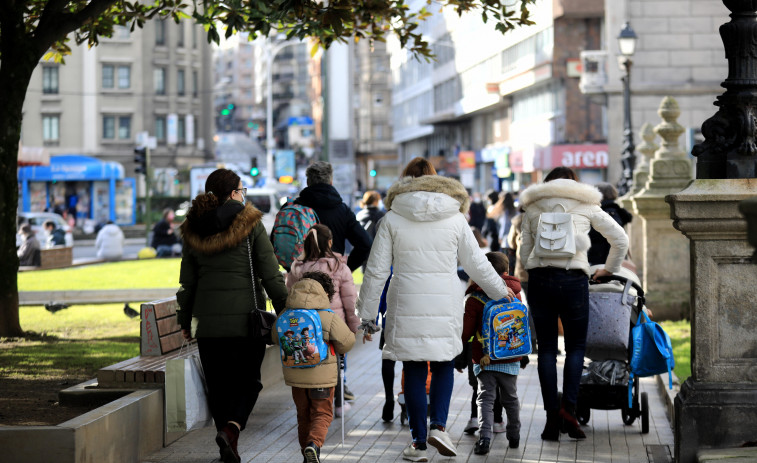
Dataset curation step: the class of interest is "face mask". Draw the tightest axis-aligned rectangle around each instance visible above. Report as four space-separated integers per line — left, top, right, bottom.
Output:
239 195 246 206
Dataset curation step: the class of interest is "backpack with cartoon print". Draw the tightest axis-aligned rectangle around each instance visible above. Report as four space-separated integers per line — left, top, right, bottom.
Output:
275 308 334 368
469 291 532 363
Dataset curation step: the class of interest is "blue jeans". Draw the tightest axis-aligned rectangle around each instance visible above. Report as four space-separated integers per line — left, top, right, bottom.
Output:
528 267 589 411
403 360 454 443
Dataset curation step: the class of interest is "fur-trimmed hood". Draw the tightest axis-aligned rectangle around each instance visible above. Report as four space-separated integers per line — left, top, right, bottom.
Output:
180 203 263 255
519 179 602 208
384 175 470 222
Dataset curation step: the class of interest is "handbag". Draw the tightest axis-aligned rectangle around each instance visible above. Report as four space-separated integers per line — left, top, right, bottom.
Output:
247 237 277 344
165 342 213 432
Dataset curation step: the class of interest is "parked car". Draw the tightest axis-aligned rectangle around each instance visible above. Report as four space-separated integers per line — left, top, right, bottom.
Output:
16 212 74 248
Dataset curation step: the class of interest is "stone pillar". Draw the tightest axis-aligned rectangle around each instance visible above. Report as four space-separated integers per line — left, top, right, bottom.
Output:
667 179 756 463
668 2 757 461
741 197 757 261
631 97 693 320
619 123 657 280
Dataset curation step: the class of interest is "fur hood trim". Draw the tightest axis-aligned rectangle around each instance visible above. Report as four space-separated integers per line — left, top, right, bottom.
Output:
519 179 602 208
180 204 263 255
385 175 470 214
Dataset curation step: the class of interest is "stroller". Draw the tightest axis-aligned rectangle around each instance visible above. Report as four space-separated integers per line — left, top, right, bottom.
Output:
576 266 650 433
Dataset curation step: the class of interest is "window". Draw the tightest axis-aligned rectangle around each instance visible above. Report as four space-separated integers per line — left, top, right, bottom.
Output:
155 20 166 46
102 65 114 88
42 115 60 142
192 70 198 97
119 116 131 139
42 66 59 94
117 66 130 89
155 116 166 141
154 68 166 95
177 69 185 96
176 21 184 47
102 115 131 139
113 25 130 40
178 116 186 142
192 24 198 48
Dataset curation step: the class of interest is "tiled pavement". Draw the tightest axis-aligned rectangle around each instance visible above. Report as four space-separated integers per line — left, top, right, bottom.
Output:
143 339 674 463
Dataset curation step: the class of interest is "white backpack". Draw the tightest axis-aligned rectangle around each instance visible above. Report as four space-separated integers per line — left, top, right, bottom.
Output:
533 203 576 263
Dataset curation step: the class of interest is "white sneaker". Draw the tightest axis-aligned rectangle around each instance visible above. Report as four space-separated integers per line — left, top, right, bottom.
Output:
402 444 428 462
428 428 457 456
334 402 351 418
493 421 506 433
464 417 479 435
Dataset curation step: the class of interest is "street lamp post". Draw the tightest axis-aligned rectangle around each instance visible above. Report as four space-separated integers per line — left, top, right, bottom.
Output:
265 38 301 181
617 21 638 196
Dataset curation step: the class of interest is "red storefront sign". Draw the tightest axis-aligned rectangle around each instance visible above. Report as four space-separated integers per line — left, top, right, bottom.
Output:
534 144 609 170
458 150 476 169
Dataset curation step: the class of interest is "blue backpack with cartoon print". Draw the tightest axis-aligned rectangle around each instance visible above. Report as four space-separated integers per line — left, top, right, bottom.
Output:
275 308 333 368
469 291 532 362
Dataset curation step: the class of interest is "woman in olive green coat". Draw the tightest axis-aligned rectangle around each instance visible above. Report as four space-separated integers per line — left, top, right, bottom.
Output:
176 168 287 463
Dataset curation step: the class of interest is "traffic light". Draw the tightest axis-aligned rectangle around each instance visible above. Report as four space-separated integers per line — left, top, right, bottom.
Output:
250 158 259 177
369 169 377 177
134 147 147 175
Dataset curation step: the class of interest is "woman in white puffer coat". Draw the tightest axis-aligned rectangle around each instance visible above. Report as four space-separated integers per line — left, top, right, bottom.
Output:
357 157 514 461
518 166 628 442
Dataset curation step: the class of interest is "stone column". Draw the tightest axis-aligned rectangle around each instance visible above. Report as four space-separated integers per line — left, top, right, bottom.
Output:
619 123 657 280
667 2 757 461
631 97 692 320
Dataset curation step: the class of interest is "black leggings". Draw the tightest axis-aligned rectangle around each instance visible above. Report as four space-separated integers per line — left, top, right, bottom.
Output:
198 336 266 431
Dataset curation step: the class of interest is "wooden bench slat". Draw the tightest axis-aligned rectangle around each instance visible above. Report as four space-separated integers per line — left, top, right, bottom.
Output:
156 317 180 335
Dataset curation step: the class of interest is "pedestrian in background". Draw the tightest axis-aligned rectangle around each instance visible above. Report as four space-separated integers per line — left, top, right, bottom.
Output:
294 161 373 272
519 166 628 442
481 191 501 252
356 190 386 241
587 182 633 266
176 168 288 463
44 220 66 248
17 223 41 266
95 221 124 261
357 157 515 462
152 208 181 257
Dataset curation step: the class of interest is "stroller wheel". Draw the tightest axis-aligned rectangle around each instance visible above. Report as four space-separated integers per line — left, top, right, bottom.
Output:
576 403 591 425
621 405 636 425
400 404 407 426
641 392 649 434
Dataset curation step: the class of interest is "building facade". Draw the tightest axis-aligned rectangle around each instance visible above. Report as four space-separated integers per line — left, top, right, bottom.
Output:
20 19 215 207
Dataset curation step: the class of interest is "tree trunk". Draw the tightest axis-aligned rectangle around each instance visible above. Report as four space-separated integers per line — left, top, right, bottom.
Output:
0 21 44 337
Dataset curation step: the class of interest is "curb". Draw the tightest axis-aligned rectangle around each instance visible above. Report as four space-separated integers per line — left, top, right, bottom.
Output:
655 371 680 427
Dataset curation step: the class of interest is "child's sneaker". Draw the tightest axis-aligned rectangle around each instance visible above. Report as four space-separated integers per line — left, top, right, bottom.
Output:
304 442 320 463
474 437 490 455
334 401 351 417
493 421 506 433
464 417 479 435
402 443 428 462
428 427 457 456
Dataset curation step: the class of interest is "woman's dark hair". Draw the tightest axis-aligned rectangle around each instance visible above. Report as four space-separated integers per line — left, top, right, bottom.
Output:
544 167 578 182
361 190 381 207
503 192 517 216
302 224 340 271
186 168 240 220
402 157 437 178
301 270 336 302
471 226 488 248
485 251 510 276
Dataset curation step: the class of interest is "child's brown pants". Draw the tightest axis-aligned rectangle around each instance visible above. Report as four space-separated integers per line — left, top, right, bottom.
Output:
291 386 335 448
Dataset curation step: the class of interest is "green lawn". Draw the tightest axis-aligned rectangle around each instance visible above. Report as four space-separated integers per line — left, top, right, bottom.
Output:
659 319 691 383
18 259 182 291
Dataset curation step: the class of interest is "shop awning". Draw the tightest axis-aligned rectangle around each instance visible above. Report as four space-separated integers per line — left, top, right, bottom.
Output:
18 155 125 181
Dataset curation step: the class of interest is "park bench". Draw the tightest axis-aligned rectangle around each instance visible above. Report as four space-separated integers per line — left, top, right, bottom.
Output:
39 245 73 269
96 296 197 389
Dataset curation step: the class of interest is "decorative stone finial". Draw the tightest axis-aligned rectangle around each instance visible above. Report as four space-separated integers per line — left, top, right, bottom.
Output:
643 96 692 193
654 96 686 160
629 123 657 196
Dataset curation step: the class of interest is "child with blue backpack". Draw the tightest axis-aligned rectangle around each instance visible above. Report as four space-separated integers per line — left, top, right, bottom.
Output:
287 224 360 416
461 251 528 454
276 272 355 463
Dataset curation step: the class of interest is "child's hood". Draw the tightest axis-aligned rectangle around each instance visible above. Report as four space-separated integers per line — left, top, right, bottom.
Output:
286 279 331 309
467 274 522 297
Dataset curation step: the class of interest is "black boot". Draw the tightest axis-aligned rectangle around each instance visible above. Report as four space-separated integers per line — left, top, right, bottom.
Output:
559 400 586 439
541 409 560 441
382 399 394 422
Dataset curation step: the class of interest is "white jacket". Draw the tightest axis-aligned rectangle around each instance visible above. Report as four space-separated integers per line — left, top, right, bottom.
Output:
519 179 628 275
95 224 124 260
357 175 510 362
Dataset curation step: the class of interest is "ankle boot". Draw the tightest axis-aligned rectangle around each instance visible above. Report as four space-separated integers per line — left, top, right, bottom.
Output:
559 401 586 439
541 409 560 441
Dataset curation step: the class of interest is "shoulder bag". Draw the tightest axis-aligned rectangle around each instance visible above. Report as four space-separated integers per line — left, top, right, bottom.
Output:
247 237 277 345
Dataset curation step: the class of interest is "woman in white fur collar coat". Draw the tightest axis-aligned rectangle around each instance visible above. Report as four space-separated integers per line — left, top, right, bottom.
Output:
357 157 515 461
519 166 628 442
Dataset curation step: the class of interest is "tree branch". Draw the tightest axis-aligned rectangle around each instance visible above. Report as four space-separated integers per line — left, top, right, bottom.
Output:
32 0 119 55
